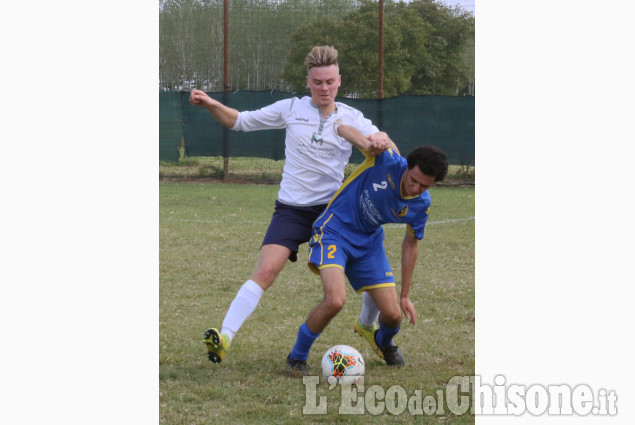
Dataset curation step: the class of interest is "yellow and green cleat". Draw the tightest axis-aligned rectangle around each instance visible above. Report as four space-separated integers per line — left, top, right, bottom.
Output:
353 318 384 360
203 328 230 364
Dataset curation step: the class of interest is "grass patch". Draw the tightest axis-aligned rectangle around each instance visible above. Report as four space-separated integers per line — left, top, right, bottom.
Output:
160 182 474 424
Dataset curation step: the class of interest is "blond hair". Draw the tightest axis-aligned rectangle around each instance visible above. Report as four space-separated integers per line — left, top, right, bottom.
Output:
304 46 339 70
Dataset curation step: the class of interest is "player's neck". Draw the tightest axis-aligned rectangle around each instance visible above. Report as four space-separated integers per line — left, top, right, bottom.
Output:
320 104 337 118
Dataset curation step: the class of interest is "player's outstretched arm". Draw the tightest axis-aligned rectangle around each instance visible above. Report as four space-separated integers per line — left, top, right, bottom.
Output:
334 123 373 152
335 123 391 156
400 230 419 325
189 89 239 128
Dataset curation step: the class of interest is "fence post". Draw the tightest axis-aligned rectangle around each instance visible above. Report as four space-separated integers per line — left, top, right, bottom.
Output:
223 0 230 179
378 0 384 129
378 0 384 100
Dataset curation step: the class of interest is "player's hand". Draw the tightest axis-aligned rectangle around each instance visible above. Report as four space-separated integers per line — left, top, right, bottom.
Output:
189 89 211 106
400 296 417 325
366 133 390 156
366 140 387 156
367 131 389 144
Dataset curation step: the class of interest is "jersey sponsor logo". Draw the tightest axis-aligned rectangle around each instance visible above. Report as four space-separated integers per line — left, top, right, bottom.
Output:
385 272 393 277
390 208 403 222
397 206 408 217
311 133 323 145
295 117 309 122
360 190 383 225
386 174 395 189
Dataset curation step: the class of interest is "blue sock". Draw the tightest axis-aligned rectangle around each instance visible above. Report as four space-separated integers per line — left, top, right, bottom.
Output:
375 320 400 348
289 323 321 361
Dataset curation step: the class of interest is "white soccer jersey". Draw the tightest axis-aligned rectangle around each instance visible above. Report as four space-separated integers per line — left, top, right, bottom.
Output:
232 96 379 206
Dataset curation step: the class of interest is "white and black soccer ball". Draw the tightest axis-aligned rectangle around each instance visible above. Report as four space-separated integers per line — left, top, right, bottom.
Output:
321 345 365 385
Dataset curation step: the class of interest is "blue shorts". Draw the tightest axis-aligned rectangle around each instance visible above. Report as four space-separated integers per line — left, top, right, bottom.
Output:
262 200 327 262
308 213 395 293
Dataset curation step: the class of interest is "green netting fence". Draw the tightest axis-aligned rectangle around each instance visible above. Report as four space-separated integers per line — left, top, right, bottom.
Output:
159 90 474 168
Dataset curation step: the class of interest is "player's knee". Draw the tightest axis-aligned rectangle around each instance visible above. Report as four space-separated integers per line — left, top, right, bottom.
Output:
382 307 402 328
251 264 280 287
324 294 346 315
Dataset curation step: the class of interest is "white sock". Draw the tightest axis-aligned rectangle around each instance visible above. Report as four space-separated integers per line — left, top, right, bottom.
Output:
359 291 380 328
221 280 264 342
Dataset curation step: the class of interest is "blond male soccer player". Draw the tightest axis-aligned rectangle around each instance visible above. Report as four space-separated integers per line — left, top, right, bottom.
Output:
189 46 395 363
286 124 448 373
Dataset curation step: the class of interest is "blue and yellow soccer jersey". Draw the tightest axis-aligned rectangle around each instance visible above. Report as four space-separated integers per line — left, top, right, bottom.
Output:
308 149 432 292
320 148 431 238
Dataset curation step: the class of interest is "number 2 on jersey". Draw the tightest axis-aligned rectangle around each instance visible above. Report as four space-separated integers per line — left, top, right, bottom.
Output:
327 245 337 259
373 181 388 191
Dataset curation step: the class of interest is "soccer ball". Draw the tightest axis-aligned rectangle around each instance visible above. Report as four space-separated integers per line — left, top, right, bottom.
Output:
321 345 365 385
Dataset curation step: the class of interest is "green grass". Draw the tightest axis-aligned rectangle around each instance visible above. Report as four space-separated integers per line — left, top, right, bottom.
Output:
160 182 474 424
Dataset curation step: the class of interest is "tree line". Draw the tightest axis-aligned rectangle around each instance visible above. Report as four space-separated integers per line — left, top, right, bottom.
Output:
159 0 474 97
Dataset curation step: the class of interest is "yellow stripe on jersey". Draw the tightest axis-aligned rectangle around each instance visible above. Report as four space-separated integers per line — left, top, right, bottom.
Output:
406 223 425 240
356 282 396 293
326 152 374 209
318 264 344 271
309 263 345 276
308 262 320 275
315 212 335 269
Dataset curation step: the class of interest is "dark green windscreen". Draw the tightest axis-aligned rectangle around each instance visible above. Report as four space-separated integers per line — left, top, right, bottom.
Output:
160 90 474 165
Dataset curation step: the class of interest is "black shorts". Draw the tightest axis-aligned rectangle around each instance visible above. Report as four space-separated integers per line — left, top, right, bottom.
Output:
262 200 327 262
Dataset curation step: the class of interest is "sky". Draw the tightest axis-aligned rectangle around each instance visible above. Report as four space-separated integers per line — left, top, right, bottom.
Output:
402 0 475 14
436 0 475 14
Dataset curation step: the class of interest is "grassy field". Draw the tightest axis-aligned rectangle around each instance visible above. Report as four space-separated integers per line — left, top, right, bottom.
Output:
160 182 475 424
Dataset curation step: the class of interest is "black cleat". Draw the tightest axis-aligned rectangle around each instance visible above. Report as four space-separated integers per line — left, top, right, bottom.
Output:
378 344 405 367
286 354 311 375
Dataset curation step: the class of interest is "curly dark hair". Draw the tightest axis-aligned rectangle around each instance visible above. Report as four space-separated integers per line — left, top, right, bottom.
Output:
406 145 449 182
